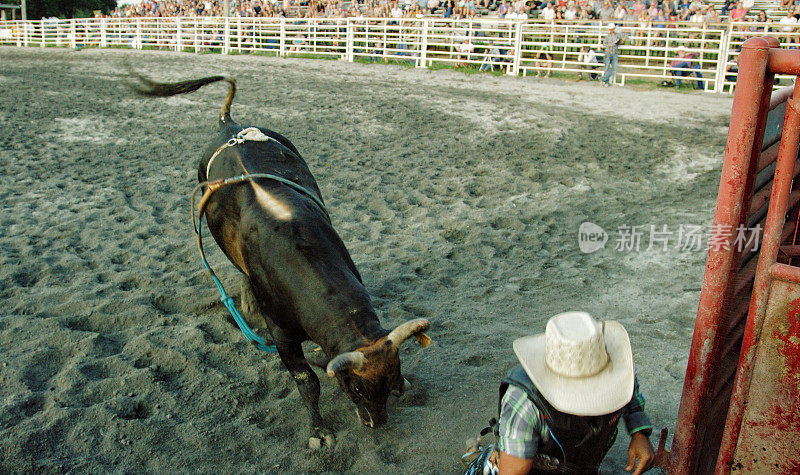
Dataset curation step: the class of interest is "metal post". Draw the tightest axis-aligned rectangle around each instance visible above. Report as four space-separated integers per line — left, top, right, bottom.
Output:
346 17 354 62
100 17 106 47
21 0 26 21
70 19 76 48
562 23 568 71
193 19 199 53
510 21 523 76
223 16 230 54
714 27 730 94
420 18 428 68
279 18 285 57
136 17 141 49
176 17 182 52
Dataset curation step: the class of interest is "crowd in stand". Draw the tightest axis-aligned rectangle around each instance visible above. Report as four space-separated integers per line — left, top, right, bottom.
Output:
111 0 800 24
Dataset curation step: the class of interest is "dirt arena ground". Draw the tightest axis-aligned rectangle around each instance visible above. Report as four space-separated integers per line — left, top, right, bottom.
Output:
0 47 734 472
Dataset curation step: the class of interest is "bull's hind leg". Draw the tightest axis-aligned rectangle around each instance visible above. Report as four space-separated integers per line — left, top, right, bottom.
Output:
270 331 335 449
240 276 271 340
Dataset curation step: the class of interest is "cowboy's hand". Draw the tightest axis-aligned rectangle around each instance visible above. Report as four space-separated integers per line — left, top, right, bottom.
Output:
626 431 655 475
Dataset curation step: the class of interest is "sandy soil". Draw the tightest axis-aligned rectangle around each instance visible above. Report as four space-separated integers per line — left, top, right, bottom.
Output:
0 47 734 472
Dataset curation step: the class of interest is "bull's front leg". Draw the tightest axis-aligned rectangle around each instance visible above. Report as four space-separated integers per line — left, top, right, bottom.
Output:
272 334 335 449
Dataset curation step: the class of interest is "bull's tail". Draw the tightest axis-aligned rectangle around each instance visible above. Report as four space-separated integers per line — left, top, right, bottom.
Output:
129 74 237 125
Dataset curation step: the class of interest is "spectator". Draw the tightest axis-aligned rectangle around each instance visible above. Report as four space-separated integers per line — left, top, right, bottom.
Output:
647 1 659 18
584 3 598 19
635 11 650 44
721 0 734 15
689 6 704 22
479 41 505 71
443 0 455 16
578 5 594 20
541 1 556 19
578 44 600 79
457 38 473 67
632 0 646 16
600 22 628 86
749 10 771 32
391 2 403 18
704 6 721 24
670 46 704 89
653 8 667 28
613 3 627 21
598 0 614 20
497 0 511 16
730 2 748 21
780 8 797 45
533 42 552 77
289 33 306 52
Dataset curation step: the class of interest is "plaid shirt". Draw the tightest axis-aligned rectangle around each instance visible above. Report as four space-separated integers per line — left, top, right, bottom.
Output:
497 375 652 459
602 32 629 56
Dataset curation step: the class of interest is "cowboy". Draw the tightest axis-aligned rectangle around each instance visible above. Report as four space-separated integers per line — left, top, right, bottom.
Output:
464 312 655 474
600 23 629 87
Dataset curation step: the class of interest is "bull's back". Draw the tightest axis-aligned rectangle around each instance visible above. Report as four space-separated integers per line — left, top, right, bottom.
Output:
237 195 368 335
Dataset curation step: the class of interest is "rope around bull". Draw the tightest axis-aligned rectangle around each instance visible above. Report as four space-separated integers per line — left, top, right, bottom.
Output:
190 127 331 353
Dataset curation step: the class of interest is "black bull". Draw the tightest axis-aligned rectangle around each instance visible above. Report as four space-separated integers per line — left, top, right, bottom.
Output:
130 74 431 446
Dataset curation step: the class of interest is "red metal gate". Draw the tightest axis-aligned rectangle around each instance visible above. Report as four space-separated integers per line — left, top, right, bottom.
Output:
659 37 800 474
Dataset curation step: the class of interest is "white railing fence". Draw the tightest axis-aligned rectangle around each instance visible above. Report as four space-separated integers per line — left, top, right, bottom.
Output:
1 17 796 93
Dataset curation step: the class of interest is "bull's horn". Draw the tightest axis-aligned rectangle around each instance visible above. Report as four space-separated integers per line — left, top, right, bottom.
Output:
387 318 431 348
326 351 366 377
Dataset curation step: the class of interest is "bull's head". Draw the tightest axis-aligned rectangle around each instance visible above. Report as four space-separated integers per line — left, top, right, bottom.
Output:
325 318 430 427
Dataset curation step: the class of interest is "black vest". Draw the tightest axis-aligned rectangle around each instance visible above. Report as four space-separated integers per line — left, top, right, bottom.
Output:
498 366 622 474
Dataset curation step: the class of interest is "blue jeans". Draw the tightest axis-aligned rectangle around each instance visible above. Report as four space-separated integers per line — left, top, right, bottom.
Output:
601 52 618 84
672 61 704 89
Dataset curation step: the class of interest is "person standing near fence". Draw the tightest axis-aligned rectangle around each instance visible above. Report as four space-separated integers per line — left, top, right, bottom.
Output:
601 23 628 87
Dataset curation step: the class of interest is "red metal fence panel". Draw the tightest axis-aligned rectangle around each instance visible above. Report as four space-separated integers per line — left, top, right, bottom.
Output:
664 37 800 474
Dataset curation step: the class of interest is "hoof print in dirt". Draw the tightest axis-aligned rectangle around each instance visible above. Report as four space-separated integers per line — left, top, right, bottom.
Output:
308 434 335 449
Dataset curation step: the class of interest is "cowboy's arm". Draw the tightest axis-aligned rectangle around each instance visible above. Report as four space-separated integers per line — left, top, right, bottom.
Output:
622 374 652 436
497 385 542 475
622 375 655 474
498 451 534 475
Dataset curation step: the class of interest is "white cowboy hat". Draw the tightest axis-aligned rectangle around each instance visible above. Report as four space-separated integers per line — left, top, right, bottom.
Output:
607 22 617 29
512 311 634 416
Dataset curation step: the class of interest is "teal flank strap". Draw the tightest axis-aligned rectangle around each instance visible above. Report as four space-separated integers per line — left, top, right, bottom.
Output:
201 255 277 353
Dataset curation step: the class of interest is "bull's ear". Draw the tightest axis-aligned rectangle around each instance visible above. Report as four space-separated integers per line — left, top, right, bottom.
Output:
326 351 366 377
387 319 431 348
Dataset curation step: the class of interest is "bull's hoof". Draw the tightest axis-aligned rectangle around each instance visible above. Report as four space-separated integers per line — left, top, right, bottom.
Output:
308 426 335 449
308 434 335 449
